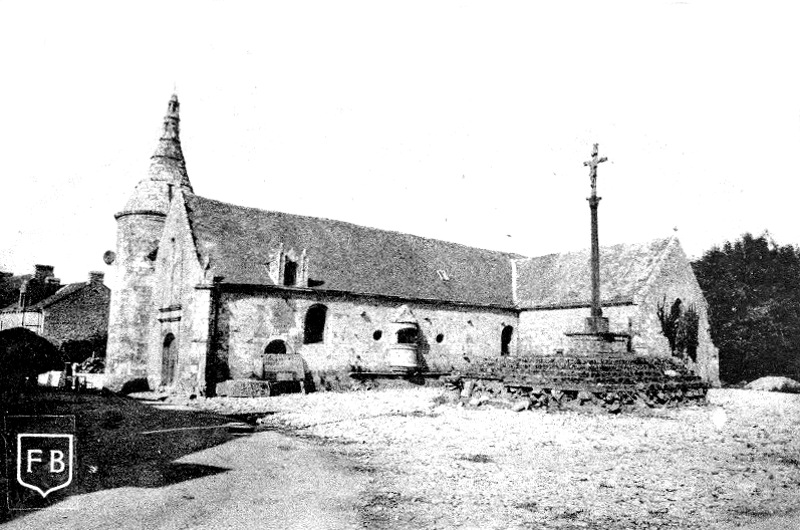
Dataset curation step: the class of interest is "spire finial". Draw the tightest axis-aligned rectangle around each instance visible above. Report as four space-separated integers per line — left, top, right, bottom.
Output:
147 93 192 191
162 94 180 139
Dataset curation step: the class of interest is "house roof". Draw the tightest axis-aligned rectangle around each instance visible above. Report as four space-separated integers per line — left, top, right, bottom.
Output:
27 282 87 310
185 194 519 307
1 281 109 312
514 237 675 309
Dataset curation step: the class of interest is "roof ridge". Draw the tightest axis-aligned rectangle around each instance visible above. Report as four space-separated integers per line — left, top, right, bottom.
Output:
520 237 674 263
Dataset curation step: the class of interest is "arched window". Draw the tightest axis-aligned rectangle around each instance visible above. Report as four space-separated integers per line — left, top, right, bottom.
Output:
501 325 514 356
303 304 327 344
265 339 288 354
162 333 178 385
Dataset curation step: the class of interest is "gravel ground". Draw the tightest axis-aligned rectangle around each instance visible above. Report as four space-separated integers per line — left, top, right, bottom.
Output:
166 388 800 530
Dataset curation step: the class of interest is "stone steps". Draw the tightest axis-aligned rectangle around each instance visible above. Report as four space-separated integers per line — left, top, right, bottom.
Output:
456 354 708 411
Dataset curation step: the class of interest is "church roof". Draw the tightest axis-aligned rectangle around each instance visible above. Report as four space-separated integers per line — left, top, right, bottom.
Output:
185 194 519 307
514 237 675 309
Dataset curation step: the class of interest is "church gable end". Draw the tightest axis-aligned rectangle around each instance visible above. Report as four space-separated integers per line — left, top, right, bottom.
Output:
634 238 719 384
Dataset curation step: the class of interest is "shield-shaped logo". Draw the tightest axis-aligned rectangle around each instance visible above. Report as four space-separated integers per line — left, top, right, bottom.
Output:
16 433 74 498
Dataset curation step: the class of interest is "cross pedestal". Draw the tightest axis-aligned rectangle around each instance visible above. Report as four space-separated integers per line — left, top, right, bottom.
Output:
585 315 609 334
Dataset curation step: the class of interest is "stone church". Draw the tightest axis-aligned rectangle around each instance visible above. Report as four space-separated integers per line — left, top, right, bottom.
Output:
105 95 719 394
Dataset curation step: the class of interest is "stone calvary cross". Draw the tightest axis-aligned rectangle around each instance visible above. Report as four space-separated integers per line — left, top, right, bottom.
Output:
583 143 609 334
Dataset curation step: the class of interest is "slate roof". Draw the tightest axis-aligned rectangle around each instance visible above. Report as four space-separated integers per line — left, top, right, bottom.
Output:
185 194 519 307
27 283 89 310
514 238 675 309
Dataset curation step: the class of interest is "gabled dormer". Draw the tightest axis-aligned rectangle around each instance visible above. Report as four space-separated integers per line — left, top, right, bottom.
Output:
267 244 309 287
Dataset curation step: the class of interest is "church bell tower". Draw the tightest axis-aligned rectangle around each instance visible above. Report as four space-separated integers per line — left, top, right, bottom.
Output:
105 94 193 389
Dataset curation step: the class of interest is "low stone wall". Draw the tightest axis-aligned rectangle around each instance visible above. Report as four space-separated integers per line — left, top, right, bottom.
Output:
457 354 708 412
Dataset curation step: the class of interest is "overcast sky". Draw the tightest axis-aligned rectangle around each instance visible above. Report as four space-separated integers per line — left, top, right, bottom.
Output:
1 1 799 284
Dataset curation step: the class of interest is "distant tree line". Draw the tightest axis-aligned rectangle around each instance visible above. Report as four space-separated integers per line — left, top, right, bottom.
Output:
692 233 800 384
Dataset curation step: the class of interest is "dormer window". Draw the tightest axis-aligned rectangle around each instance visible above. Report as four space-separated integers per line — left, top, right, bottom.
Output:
268 245 309 287
283 258 298 286
436 269 450 281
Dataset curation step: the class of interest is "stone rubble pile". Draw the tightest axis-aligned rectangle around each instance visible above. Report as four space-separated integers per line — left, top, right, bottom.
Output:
456 355 708 411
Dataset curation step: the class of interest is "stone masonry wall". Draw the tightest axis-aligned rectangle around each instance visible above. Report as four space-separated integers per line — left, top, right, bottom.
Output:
147 192 210 395
106 213 165 387
636 241 719 385
211 290 519 386
518 305 637 355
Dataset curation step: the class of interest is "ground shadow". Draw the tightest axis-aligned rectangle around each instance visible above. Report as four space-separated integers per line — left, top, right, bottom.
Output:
1 388 240 522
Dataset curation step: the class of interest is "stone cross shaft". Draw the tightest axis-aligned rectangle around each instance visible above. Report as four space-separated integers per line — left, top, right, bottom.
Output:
583 143 608 332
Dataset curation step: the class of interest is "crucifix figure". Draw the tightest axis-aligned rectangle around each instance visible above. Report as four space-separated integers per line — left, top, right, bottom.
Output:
583 143 609 334
584 143 607 196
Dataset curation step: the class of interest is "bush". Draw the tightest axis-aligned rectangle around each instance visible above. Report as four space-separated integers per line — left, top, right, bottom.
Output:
0 327 63 405
0 327 63 378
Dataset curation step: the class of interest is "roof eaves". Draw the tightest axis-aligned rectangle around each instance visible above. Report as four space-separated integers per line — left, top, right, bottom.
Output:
521 297 636 311
201 282 519 312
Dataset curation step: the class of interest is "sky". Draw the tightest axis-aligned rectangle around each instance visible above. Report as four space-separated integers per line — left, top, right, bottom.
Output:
1 1 799 284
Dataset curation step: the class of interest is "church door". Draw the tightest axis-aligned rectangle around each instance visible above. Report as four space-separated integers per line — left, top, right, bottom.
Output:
162 333 178 385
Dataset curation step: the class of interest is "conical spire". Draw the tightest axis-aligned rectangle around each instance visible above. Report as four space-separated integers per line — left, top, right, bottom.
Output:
148 94 193 191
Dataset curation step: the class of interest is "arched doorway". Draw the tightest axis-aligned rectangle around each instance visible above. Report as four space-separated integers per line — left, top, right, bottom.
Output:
501 325 514 356
162 333 178 385
265 339 288 354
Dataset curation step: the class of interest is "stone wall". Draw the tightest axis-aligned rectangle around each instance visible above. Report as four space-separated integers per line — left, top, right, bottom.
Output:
635 240 719 385
106 213 165 387
147 193 210 395
518 305 637 355
210 290 519 387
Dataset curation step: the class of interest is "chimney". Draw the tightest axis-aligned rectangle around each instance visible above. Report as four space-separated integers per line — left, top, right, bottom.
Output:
88 271 105 286
34 264 54 281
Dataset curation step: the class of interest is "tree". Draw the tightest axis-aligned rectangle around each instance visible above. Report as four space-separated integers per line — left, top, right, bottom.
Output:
692 233 800 383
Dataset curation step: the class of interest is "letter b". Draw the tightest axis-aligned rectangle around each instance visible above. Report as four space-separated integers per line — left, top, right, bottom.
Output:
50 450 65 473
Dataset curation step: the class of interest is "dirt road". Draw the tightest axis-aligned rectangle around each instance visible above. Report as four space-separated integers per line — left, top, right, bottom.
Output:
2 429 368 530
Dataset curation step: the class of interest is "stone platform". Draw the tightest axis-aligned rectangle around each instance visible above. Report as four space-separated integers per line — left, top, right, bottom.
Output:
457 354 708 411
215 379 273 398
